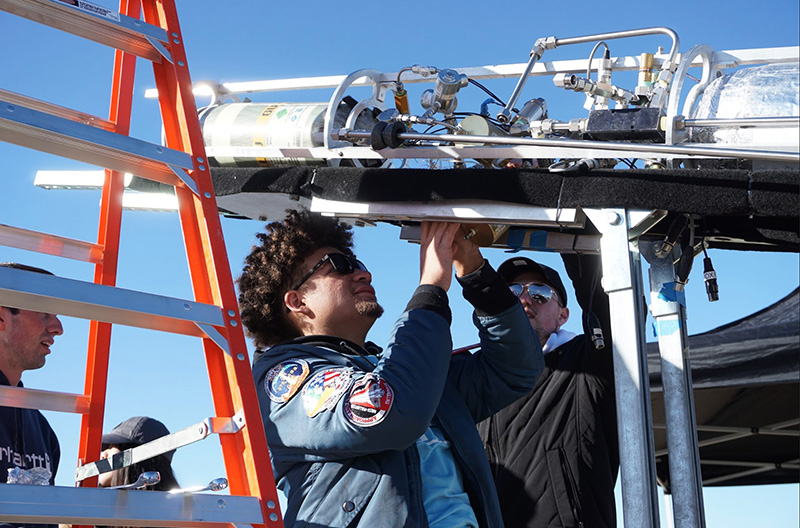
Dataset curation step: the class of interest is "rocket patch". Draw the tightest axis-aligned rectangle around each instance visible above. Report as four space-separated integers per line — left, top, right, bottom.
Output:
344 373 394 427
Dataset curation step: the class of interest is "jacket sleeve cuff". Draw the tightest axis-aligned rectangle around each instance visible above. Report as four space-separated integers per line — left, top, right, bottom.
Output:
405 284 452 325
456 260 518 316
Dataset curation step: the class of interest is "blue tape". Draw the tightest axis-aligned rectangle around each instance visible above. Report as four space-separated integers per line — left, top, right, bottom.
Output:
505 229 556 253
505 229 526 252
657 282 687 307
655 319 681 336
528 231 554 252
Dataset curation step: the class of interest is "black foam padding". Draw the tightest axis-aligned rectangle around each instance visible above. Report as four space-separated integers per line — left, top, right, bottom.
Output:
209 167 311 197
749 170 799 217
201 166 799 252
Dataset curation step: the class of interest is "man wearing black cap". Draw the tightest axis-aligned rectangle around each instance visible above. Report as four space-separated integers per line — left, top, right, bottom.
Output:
478 254 618 528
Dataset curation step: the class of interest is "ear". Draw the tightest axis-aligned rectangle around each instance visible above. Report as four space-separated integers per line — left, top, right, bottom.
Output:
0 307 8 331
284 290 309 316
557 306 570 328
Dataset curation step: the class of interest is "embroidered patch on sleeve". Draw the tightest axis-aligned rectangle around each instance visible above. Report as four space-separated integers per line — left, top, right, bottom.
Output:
344 373 394 427
302 367 354 417
265 359 310 403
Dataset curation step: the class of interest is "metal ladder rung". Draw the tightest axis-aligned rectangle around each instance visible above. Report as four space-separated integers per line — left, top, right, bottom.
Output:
0 99 198 194
0 223 104 263
0 0 171 63
75 413 244 482
0 385 90 414
0 88 116 132
0 484 265 526
0 266 225 339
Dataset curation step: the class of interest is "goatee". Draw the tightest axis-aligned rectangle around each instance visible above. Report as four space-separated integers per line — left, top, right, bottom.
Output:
356 300 384 318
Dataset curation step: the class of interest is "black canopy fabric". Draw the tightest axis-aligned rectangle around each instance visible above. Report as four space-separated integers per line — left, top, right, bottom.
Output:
647 288 800 489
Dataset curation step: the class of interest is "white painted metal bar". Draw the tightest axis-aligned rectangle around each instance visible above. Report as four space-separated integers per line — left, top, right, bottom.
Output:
584 208 661 528
0 483 263 526
0 265 224 338
0 385 90 414
144 46 799 98
310 197 584 228
0 0 171 63
0 223 104 263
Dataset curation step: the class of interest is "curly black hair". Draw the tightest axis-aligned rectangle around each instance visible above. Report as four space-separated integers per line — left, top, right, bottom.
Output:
237 209 355 348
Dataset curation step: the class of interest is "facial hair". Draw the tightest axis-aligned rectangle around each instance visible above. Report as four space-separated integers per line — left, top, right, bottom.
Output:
356 300 384 319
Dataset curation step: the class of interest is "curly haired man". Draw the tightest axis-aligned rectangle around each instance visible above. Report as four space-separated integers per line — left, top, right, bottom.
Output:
238 210 542 528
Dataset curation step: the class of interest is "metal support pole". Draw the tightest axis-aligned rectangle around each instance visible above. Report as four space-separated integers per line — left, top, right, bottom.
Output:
585 208 661 528
641 241 706 528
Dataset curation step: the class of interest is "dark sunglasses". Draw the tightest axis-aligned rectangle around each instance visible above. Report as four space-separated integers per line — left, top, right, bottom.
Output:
292 253 368 290
508 282 562 306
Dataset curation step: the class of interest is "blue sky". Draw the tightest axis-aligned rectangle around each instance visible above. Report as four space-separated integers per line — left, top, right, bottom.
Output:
1 1 798 526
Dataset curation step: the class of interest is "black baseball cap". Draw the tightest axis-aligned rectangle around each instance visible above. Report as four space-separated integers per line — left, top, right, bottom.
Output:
497 256 568 307
102 416 175 462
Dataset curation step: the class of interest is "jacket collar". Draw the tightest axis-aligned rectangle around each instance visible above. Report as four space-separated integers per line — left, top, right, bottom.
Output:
252 335 383 365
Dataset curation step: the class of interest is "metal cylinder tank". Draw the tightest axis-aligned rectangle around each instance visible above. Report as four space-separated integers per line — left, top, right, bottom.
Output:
200 99 379 167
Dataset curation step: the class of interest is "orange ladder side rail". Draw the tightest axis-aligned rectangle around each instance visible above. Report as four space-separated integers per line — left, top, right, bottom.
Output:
141 1 282 526
78 0 141 496
75 0 141 494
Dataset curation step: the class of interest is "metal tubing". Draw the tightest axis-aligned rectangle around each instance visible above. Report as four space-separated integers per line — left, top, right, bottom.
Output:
556 27 680 66
642 241 706 528
341 129 800 162
584 209 661 528
684 116 800 127
497 45 543 123
665 45 714 151
499 27 679 124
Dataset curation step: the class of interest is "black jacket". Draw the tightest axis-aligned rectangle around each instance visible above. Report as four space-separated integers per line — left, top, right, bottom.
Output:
0 369 60 528
477 254 618 528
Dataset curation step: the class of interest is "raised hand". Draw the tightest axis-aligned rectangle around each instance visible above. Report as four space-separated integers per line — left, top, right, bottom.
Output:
452 225 485 277
419 221 461 291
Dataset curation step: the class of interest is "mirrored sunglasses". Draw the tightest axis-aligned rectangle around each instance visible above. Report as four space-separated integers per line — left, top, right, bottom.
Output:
508 282 561 306
293 253 368 290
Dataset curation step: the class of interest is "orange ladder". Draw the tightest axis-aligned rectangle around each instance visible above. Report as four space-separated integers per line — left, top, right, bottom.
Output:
0 0 282 526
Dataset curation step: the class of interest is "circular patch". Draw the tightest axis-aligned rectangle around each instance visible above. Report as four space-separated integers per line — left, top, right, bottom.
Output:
344 373 394 427
302 367 354 417
265 359 310 403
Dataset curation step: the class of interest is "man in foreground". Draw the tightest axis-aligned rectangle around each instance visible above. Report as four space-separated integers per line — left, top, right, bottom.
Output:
238 211 542 527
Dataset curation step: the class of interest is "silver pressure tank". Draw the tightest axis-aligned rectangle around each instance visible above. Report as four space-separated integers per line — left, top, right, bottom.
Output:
199 100 378 167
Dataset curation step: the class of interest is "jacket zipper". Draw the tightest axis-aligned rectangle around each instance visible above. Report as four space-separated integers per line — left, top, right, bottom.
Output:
559 446 584 527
